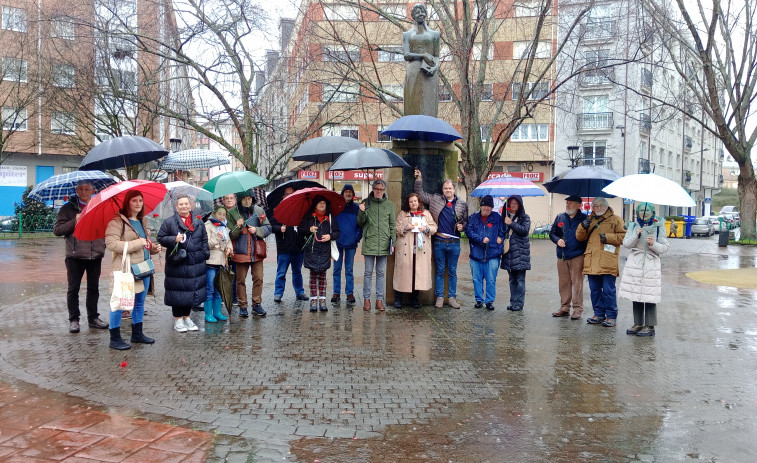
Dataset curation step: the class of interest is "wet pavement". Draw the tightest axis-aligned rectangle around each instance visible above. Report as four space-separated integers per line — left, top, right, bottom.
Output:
0 235 756 462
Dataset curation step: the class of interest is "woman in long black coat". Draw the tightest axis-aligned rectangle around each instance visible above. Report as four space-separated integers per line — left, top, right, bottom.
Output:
157 195 210 332
298 195 340 312
500 195 531 311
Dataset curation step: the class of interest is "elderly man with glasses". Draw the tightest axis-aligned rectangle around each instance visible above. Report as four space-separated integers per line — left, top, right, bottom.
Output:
357 179 396 311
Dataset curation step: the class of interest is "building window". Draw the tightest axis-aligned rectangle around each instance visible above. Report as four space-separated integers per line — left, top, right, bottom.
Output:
379 4 406 21
377 126 391 142
439 84 452 102
512 81 550 100
511 123 549 142
514 0 546 18
584 5 616 40
2 107 27 131
322 83 359 102
324 4 359 21
582 141 607 162
323 45 360 63
481 83 493 101
51 17 75 39
51 111 75 135
377 45 403 62
472 43 494 61
324 125 359 139
1 6 27 32
480 124 492 142
513 41 551 59
52 64 75 88
380 84 403 102
2 57 27 82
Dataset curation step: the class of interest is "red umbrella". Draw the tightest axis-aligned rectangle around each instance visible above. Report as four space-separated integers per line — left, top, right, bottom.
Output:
273 187 346 226
74 180 168 241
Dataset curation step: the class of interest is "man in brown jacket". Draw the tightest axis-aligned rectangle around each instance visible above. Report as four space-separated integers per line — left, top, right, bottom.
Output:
53 182 109 333
575 197 626 327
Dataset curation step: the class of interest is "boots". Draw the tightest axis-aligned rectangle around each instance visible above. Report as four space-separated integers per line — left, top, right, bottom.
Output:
319 297 328 312
130 322 154 344
109 327 131 350
213 297 228 321
393 292 403 308
204 299 217 323
410 291 421 309
310 298 318 312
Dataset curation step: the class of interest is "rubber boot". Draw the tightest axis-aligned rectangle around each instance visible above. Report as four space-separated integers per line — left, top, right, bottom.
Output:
213 297 228 321
204 299 217 323
130 322 154 344
109 327 131 350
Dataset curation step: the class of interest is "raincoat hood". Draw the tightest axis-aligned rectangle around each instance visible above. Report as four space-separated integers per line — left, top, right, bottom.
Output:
504 195 526 219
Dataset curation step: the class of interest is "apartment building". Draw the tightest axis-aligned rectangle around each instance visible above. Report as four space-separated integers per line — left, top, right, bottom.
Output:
0 0 192 214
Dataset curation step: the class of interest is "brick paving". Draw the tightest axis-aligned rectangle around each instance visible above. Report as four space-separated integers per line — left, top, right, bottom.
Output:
0 235 756 461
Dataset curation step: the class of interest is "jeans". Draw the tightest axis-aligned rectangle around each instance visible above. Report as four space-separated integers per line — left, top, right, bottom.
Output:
274 252 305 297
363 255 387 301
433 239 461 297
65 257 102 322
508 269 527 309
110 276 149 328
470 258 499 304
206 266 221 301
587 274 618 319
333 246 356 295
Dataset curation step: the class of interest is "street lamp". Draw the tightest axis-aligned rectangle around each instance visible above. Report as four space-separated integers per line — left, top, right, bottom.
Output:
169 137 182 152
567 145 580 168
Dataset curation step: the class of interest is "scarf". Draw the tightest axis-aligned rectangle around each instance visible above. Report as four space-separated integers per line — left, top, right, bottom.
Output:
314 211 327 223
180 214 194 231
209 217 229 241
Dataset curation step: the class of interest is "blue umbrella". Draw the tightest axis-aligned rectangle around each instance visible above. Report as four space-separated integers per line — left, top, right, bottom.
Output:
27 170 117 202
470 177 545 197
382 115 462 142
79 135 169 171
543 165 620 198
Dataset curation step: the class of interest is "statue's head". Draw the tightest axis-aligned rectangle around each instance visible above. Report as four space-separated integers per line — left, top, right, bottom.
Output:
411 4 427 23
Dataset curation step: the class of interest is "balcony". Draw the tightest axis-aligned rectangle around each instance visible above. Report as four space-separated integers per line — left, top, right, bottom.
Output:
640 114 652 133
683 170 692 185
685 135 693 151
580 20 616 43
581 157 613 170
640 68 653 92
638 158 651 174
579 68 615 87
577 112 614 131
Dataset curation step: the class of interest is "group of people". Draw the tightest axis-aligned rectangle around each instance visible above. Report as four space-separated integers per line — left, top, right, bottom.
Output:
56 173 669 351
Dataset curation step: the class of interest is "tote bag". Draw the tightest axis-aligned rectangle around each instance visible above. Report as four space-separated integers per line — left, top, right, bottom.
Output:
111 242 136 312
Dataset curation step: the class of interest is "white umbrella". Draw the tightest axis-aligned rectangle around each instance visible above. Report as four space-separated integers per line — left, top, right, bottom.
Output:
601 173 696 207
160 149 231 170
150 181 215 221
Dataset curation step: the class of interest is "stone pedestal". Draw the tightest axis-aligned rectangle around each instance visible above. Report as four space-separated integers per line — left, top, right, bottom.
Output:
384 139 458 305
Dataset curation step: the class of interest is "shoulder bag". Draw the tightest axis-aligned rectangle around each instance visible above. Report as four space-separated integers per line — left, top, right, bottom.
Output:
254 237 267 260
131 257 155 280
502 229 513 255
111 242 135 312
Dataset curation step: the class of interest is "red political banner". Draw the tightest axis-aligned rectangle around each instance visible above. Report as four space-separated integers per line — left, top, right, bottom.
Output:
298 170 319 179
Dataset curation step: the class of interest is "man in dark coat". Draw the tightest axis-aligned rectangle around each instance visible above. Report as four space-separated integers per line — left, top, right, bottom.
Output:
53 181 109 333
549 195 588 320
332 184 362 305
269 186 309 304
500 195 531 311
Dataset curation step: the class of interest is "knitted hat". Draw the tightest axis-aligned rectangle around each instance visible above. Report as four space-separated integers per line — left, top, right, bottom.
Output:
341 184 355 194
480 195 494 208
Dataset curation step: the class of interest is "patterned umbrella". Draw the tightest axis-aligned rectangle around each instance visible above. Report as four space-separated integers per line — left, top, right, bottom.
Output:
27 170 117 202
470 177 545 197
160 149 231 170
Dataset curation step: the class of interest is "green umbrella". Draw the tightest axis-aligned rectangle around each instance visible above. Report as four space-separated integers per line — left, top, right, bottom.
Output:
202 171 268 199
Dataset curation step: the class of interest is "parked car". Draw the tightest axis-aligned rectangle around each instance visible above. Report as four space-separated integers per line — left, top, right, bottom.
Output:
708 215 722 233
691 217 715 237
532 224 551 235
720 205 738 214
0 216 19 232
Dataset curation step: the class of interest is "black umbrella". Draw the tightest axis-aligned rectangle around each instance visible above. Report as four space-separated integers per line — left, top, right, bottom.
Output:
291 136 365 164
328 147 410 171
79 135 169 171
266 179 324 211
543 165 620 198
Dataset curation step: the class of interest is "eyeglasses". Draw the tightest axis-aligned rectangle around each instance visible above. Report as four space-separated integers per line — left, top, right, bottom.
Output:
373 187 385 191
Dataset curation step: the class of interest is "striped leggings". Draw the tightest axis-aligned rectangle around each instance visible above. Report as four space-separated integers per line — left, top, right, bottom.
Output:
309 270 327 298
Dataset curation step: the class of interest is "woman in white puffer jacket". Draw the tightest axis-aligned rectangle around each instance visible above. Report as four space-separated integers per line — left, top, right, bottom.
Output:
618 202 669 337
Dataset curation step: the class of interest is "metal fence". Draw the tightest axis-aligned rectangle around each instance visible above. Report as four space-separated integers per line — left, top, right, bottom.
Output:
0 213 57 237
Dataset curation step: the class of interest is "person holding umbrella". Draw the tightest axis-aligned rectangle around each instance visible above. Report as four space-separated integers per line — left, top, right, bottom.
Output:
575 197 626 327
500 195 532 312
465 195 504 310
204 206 233 323
269 186 309 304
299 196 340 312
358 179 396 311
229 191 271 317
393 192 437 308
549 195 588 320
53 181 110 334
104 191 164 349
158 195 210 332
619 202 669 337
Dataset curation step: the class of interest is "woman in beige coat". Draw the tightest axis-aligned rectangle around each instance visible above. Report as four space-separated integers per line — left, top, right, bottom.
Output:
393 193 437 308
204 206 233 323
104 190 163 350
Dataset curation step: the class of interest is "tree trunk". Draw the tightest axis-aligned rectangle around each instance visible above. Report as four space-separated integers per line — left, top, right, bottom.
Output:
736 160 757 241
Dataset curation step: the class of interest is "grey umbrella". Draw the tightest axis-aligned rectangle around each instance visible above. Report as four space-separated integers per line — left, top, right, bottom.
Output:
328 147 410 171
291 136 365 164
79 135 168 171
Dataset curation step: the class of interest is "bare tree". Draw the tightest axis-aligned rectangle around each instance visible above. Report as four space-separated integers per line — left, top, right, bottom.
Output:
640 0 757 240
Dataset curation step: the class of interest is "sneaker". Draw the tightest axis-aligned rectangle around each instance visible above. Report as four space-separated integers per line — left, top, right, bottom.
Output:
626 324 644 335
601 318 616 327
636 326 655 337
252 304 267 316
296 294 309 301
310 299 318 312
174 318 187 333
319 298 328 312
331 294 340 303
239 307 249 317
184 318 199 331
474 301 484 309
587 316 605 324
486 303 495 311
273 295 282 303
346 294 356 305
69 320 80 333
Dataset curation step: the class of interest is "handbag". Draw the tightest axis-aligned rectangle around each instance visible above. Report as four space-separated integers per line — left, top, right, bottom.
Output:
254 238 267 260
111 243 135 312
331 241 339 261
502 229 513 255
131 258 155 280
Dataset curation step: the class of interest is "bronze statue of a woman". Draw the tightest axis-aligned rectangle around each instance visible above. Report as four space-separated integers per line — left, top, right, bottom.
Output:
403 4 440 117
